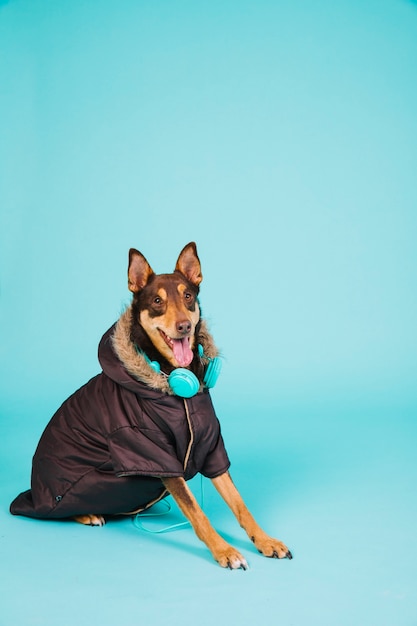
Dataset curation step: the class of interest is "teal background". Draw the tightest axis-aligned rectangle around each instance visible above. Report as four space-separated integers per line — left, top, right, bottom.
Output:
1 0 416 624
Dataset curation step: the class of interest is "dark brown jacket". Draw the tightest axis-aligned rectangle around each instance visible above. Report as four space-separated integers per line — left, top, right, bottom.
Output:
10 310 230 519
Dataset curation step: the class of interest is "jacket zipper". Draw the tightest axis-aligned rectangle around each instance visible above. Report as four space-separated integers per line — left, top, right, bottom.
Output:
182 398 194 473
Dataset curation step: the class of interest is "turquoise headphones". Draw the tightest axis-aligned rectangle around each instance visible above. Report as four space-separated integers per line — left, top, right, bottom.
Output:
142 344 222 398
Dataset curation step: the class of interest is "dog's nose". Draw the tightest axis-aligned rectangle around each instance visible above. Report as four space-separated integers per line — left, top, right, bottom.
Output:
176 320 192 335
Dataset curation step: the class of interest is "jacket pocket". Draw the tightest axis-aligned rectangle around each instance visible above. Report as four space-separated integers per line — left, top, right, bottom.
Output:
108 426 184 477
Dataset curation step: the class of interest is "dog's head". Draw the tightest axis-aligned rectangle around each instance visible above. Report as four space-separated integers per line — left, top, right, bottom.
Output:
128 242 202 369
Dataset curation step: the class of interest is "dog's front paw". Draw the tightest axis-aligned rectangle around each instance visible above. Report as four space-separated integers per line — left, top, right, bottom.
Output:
74 514 106 527
251 533 293 560
213 545 248 570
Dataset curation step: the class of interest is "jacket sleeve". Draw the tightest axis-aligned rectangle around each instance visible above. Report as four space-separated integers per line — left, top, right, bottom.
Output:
199 429 231 479
108 426 184 477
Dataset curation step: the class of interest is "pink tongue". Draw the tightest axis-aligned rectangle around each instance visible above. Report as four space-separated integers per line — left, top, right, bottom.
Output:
172 337 193 367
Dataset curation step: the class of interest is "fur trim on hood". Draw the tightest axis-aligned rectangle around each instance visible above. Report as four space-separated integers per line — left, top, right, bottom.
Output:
111 306 219 394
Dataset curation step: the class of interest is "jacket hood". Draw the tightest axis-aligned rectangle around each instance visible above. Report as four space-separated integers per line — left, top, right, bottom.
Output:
98 306 219 396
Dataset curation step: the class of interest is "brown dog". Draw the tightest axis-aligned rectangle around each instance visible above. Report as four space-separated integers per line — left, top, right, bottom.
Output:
10 243 292 569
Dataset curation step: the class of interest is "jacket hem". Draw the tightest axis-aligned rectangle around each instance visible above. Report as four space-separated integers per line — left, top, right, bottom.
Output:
201 461 231 480
115 470 184 478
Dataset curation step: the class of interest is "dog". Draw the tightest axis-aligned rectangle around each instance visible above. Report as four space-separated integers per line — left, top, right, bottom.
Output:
10 242 292 569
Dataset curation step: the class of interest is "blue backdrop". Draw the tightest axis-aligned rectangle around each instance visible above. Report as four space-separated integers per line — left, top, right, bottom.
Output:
1 0 417 414
1 1 417 624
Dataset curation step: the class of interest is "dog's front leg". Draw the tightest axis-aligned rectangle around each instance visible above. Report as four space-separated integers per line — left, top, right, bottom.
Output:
162 476 248 569
211 471 293 560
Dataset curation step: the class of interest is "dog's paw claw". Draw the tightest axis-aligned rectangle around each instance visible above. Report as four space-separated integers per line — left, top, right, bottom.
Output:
253 535 292 560
216 547 248 570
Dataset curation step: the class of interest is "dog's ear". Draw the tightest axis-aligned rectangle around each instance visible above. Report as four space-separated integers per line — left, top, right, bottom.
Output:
128 249 154 293
175 242 203 286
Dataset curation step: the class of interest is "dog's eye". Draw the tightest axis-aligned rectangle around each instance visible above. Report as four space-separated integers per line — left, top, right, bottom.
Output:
184 292 193 301
153 296 163 305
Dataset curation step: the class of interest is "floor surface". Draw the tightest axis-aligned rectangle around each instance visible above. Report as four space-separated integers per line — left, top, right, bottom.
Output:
2 395 416 626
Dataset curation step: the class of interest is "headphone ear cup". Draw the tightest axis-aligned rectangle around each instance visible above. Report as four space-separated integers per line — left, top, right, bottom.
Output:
203 357 222 389
168 369 200 398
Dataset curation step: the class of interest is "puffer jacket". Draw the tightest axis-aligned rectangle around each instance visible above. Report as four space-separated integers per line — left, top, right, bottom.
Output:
10 308 230 519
